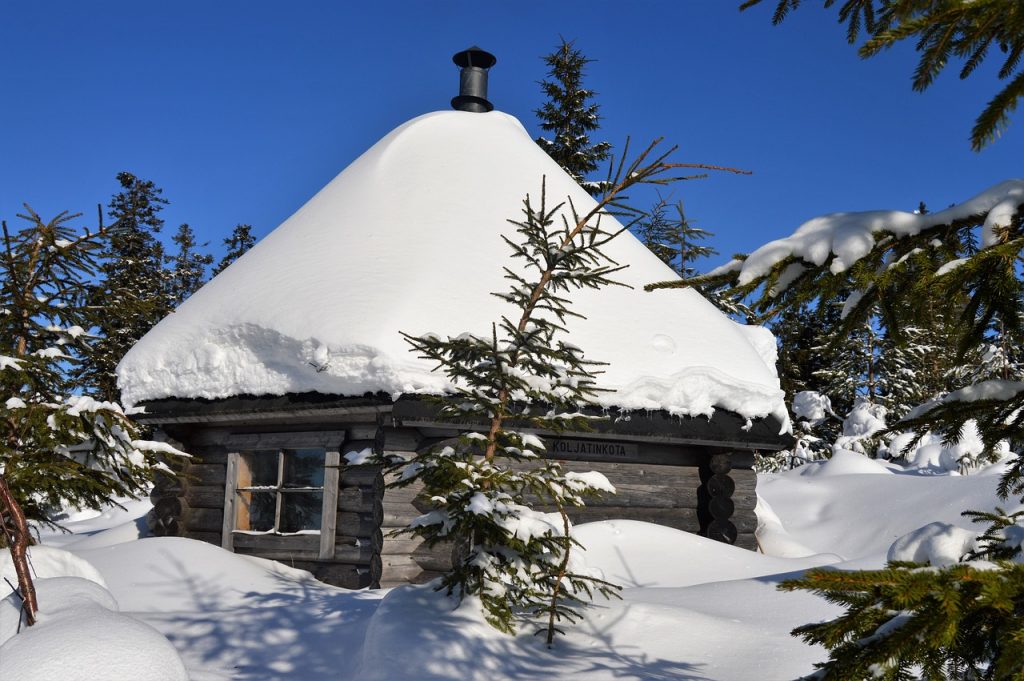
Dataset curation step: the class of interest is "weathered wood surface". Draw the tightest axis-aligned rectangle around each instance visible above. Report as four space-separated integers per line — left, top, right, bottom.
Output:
337 511 382 537
286 560 376 590
734 532 758 551
151 497 224 535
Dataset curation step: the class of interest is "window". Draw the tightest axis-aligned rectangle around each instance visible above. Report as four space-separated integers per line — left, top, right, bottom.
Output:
234 448 326 533
223 432 342 560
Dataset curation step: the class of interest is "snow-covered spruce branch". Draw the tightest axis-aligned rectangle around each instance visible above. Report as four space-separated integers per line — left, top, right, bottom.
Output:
385 140 742 639
1 208 188 627
649 181 1024 468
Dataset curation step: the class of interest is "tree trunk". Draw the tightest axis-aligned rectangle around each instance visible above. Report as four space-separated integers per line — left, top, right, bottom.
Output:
0 473 37 626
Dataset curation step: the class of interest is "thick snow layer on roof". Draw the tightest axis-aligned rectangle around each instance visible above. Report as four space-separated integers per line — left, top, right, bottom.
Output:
118 110 785 425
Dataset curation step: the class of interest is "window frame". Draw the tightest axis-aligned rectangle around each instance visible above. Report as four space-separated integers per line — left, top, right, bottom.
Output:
223 431 342 560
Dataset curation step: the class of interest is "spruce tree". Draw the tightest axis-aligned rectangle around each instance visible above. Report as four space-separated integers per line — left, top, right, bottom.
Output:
386 141 737 641
212 223 255 276
637 199 750 318
535 39 612 196
1 207 183 626
166 223 213 307
81 172 171 402
648 179 1024 678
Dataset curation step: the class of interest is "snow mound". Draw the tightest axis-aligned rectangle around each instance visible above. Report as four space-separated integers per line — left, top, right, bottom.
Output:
0 577 187 681
572 519 837 587
795 448 894 477
887 522 978 567
76 537 335 612
0 576 116 646
0 545 106 588
117 110 786 427
357 585 501 681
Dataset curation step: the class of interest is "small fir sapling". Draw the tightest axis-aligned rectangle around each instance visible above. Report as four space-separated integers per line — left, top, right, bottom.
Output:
1 208 186 627
385 140 748 643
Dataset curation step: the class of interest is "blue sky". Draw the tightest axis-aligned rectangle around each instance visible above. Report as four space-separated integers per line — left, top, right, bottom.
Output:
1 1 1018 269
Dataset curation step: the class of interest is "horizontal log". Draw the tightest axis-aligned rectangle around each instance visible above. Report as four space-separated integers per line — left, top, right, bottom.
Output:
232 532 319 553
337 511 382 537
522 484 698 510
732 512 757 534
733 532 758 551
709 496 734 521
381 536 425 556
411 541 459 573
339 465 383 488
538 506 702 533
382 483 427 504
153 496 224 534
232 545 316 563
706 519 738 544
186 446 230 466
285 561 374 590
706 474 735 498
510 459 703 485
182 463 227 487
182 530 221 546
338 487 382 513
380 426 423 453
181 485 226 509
379 554 427 586
708 453 733 474
328 530 386 553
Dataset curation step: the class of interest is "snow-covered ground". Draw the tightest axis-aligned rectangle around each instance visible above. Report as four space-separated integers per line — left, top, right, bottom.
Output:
4 458 1013 681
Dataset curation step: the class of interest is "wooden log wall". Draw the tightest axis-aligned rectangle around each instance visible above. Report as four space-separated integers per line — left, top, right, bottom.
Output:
148 432 387 590
147 426 763 591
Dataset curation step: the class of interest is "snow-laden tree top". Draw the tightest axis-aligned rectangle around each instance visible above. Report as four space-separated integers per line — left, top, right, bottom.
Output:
117 110 785 426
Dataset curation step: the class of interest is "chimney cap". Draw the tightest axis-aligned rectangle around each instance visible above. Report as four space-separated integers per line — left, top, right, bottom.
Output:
452 46 496 69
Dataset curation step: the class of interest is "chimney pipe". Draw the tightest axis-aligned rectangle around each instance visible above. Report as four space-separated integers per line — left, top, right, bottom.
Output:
451 46 496 113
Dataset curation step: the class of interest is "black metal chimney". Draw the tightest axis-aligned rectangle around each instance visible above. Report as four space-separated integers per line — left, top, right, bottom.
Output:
451 46 496 113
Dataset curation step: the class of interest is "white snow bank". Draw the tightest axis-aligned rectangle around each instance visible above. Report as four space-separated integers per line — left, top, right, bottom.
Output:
887 522 978 566
758 463 1007 562
572 519 838 587
76 537 334 612
733 179 1024 283
0 544 106 588
0 576 116 645
0 576 188 681
793 448 894 478
117 110 786 427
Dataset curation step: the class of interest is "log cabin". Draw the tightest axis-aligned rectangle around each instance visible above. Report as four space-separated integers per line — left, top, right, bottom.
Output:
120 48 791 589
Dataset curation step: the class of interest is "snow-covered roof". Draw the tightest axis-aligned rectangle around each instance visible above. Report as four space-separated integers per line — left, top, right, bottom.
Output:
117 110 786 427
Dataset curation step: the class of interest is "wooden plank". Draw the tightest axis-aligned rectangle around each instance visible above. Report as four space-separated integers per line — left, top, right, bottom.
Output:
232 546 319 560
511 459 704 484
226 430 347 450
411 541 459 573
521 484 698 510
320 450 341 560
232 532 320 553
